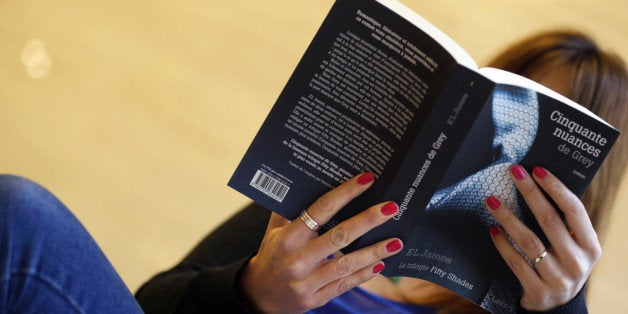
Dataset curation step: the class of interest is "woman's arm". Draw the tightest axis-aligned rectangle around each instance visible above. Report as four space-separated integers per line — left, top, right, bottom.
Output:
136 173 404 313
135 202 270 313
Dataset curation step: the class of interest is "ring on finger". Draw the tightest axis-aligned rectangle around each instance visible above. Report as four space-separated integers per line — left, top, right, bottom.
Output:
532 250 547 267
300 210 320 231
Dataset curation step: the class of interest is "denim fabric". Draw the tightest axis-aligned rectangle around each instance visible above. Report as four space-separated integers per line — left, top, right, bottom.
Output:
0 175 142 313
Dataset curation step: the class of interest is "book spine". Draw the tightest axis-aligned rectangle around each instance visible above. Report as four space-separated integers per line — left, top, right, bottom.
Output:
356 64 494 251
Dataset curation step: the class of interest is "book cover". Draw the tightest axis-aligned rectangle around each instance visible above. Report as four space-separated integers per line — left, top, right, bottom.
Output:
359 81 619 311
228 0 619 311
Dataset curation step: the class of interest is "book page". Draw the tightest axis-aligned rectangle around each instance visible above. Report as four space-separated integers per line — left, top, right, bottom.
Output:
376 0 477 69
229 0 464 220
478 67 613 126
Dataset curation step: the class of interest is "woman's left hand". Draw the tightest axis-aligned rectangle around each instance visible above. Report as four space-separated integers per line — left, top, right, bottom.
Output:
485 164 602 311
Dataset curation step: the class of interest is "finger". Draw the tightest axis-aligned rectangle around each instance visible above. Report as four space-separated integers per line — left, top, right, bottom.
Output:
489 225 549 288
313 232 402 304
310 260 386 309
312 239 403 286
486 194 548 264
289 172 375 235
307 201 399 259
485 195 564 282
508 165 571 255
530 166 601 256
313 236 402 288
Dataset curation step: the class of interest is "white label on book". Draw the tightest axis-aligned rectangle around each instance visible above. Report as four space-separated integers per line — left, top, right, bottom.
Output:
250 170 290 202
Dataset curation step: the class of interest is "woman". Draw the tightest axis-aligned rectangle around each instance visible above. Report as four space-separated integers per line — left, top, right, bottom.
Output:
135 30 628 313
0 31 625 313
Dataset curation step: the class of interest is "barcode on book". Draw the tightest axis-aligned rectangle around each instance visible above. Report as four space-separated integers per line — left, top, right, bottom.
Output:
250 170 290 202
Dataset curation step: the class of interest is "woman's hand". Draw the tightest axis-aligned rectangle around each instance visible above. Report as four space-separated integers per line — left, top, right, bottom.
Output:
486 165 601 311
240 172 402 313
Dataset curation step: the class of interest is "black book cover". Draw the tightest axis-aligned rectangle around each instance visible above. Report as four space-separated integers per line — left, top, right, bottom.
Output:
228 0 620 312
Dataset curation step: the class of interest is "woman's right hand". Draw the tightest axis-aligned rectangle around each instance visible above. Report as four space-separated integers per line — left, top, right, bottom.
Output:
239 172 403 313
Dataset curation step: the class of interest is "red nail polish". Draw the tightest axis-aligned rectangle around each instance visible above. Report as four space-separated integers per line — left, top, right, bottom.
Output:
381 202 398 216
490 225 500 237
372 262 385 273
386 239 402 252
357 172 374 185
533 166 547 179
486 196 501 210
510 165 526 180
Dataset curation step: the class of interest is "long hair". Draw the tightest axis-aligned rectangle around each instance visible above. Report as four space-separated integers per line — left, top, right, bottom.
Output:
487 30 628 239
436 30 628 314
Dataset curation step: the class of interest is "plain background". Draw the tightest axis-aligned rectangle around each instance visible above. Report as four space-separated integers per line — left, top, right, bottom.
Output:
1 0 626 312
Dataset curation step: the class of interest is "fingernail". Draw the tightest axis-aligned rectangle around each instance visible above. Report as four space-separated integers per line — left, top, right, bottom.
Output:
372 262 385 273
381 202 398 216
357 172 374 185
486 196 501 210
533 166 547 179
490 225 500 237
510 164 526 180
386 239 403 252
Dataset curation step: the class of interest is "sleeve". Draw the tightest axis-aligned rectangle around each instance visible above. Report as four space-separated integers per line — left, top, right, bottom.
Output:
517 287 587 314
135 203 271 314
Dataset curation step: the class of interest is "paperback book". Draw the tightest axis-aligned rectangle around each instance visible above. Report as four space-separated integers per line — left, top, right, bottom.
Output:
228 0 619 311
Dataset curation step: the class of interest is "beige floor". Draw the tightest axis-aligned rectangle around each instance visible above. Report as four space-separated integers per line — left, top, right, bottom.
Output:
1 0 627 312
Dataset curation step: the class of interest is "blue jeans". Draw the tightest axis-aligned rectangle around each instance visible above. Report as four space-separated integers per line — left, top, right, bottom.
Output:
0 175 143 313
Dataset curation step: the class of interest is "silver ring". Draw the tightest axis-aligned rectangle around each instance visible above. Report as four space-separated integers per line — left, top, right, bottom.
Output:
533 250 547 264
300 210 319 231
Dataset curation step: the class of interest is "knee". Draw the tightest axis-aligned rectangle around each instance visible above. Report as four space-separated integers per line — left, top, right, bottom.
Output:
0 175 69 225
0 175 52 206
0 174 43 192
